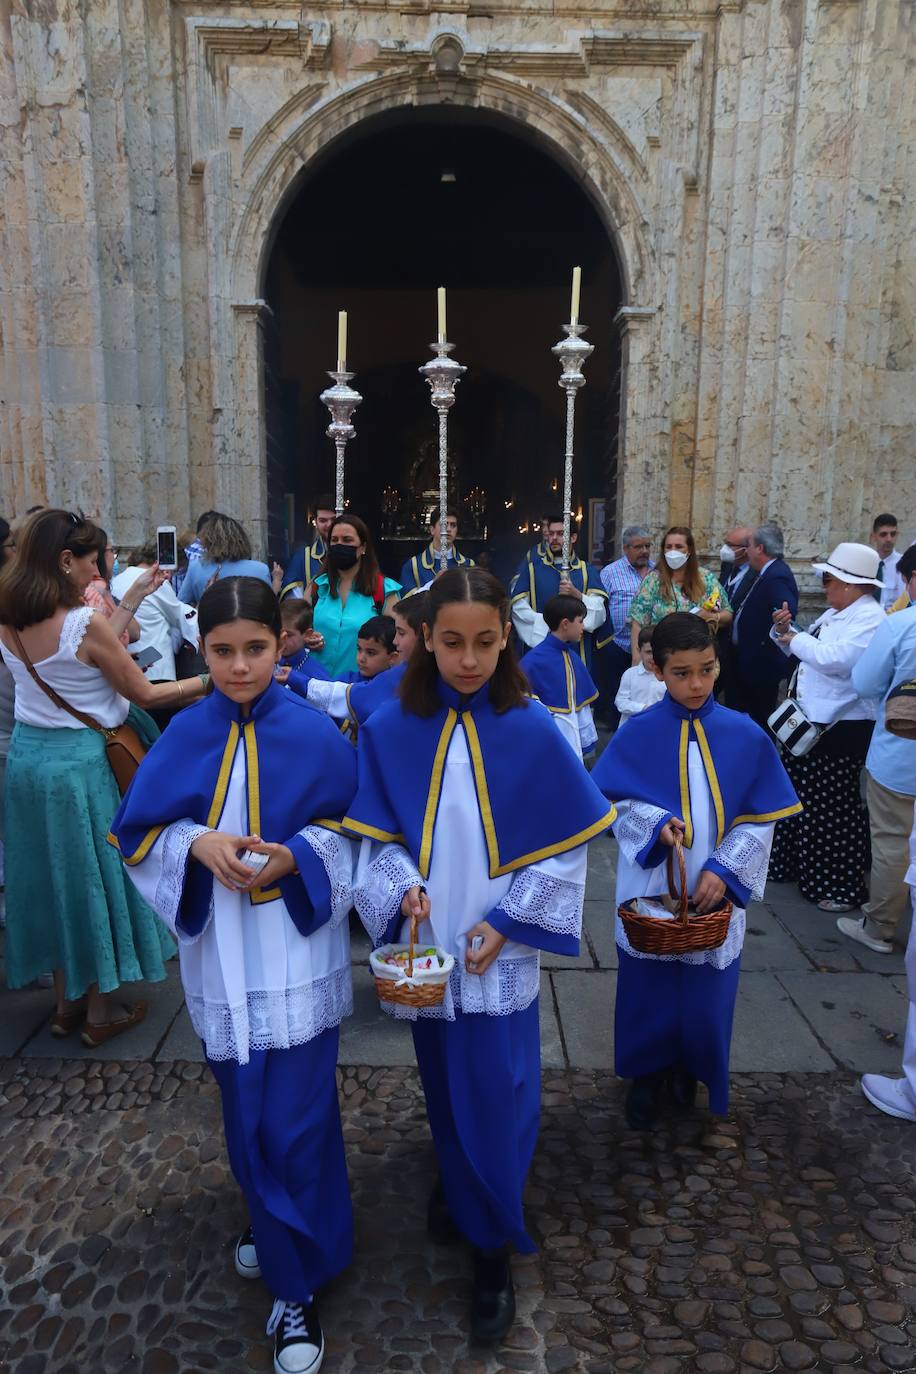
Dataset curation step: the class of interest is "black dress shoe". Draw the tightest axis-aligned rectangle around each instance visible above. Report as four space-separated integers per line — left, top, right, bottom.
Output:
668 1067 698 1112
427 1178 463 1245
625 1073 664 1130
470 1247 516 1344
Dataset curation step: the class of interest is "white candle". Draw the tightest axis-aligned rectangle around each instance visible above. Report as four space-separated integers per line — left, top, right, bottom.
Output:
437 286 447 341
337 310 347 371
570 266 581 324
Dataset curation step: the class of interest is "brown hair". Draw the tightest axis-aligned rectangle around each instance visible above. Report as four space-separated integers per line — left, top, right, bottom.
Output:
0 509 104 629
657 525 705 605
199 514 252 564
324 514 382 600
399 566 529 717
280 599 313 633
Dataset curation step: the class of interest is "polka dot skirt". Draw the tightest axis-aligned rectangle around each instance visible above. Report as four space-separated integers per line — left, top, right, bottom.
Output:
769 731 872 907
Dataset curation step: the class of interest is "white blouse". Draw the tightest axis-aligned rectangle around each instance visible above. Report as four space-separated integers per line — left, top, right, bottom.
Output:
789 595 885 725
123 745 354 1063
353 725 587 1019
0 606 128 730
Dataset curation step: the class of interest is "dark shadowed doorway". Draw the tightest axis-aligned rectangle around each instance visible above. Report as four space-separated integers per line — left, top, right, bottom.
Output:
262 108 623 581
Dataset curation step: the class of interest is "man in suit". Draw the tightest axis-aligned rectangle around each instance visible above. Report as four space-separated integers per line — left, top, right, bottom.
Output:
728 521 799 726
716 526 756 702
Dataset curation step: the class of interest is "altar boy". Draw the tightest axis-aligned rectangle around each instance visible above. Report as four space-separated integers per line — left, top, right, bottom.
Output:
520 594 598 759
592 613 801 1129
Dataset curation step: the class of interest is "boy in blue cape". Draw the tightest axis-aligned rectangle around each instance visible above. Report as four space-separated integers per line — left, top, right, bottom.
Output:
278 598 329 682
592 613 801 1130
520 593 599 759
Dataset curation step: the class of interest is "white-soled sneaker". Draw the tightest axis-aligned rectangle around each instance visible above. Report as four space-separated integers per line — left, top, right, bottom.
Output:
234 1225 262 1279
836 915 893 954
267 1299 324 1374
862 1074 916 1123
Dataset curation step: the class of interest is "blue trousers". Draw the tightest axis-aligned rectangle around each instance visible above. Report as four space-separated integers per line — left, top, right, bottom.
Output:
412 1001 540 1254
207 1027 353 1301
615 949 741 1114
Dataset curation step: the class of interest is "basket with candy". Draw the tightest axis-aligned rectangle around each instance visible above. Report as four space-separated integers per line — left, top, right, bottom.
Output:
370 914 454 1008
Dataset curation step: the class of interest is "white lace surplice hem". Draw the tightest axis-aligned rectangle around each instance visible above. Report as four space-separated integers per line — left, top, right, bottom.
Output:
187 966 353 1062
498 865 584 938
612 751 775 969
121 760 354 1063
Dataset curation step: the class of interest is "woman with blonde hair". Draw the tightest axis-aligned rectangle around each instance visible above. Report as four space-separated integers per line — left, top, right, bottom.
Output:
629 526 732 661
178 514 271 604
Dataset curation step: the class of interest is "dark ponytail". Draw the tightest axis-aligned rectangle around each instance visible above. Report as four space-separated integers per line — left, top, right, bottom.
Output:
198 576 281 641
399 567 529 717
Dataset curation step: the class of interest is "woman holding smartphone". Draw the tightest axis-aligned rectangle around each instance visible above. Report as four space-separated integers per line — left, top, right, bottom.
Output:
113 537 200 729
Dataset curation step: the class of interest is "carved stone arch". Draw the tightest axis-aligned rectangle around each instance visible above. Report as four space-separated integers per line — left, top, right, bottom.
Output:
229 70 657 312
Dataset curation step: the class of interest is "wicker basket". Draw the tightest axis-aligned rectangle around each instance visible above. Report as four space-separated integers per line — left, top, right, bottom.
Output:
370 913 455 1009
619 838 733 956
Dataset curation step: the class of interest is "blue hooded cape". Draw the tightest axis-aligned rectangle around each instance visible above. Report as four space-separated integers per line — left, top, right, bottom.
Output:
346 662 406 726
108 681 357 931
591 692 801 858
342 681 615 878
521 633 598 714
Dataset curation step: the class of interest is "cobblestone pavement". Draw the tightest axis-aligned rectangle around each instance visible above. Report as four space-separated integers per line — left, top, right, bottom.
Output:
3 1057 916 1374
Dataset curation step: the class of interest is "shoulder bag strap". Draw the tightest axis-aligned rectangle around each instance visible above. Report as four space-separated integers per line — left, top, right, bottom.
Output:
9 626 106 736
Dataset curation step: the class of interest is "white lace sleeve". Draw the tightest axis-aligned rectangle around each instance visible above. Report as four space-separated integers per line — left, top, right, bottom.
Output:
710 822 774 902
60 605 95 654
352 839 422 946
306 679 351 720
612 800 670 864
496 863 585 938
122 819 211 941
296 825 354 927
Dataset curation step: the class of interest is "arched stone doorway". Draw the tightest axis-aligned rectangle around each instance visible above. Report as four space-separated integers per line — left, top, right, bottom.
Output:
260 108 624 577
223 68 659 556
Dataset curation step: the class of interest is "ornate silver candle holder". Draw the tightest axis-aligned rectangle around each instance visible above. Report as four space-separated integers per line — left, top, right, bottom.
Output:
551 322 594 571
419 341 466 565
319 370 363 514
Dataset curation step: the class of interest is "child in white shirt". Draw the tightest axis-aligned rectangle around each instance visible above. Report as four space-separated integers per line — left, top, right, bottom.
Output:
615 627 666 725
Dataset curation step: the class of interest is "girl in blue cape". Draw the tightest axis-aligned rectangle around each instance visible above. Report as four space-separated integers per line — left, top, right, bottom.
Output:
110 577 357 1374
342 567 614 1344
592 613 801 1130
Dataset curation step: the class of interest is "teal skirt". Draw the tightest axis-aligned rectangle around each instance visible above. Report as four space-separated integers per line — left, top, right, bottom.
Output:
4 722 176 999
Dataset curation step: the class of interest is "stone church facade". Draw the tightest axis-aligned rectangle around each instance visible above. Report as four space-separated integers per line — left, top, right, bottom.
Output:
0 0 913 561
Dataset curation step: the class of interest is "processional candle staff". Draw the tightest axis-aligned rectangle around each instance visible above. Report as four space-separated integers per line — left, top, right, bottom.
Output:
320 310 363 515
420 286 466 567
551 267 594 572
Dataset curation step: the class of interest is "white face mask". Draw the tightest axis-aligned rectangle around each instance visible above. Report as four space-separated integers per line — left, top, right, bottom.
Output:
719 544 736 564
664 549 689 571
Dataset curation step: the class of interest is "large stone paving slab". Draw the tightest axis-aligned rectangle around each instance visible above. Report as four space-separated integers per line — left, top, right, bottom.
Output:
731 972 836 1073
551 969 615 1069
3 1059 916 1374
777 971 910 1073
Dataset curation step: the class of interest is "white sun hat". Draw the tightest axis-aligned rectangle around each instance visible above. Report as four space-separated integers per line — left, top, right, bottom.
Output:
811 542 882 587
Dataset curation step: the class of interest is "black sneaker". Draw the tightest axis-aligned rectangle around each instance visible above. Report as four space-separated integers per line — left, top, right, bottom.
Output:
470 1247 516 1344
625 1072 664 1130
234 1225 261 1280
267 1298 324 1374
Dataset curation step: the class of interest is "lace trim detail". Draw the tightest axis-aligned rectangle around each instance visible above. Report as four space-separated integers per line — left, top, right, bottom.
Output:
306 679 335 713
157 821 210 938
353 847 422 945
614 802 669 864
497 868 584 937
616 905 746 969
186 965 353 1063
710 828 770 902
60 605 95 655
300 825 352 927
381 954 541 1021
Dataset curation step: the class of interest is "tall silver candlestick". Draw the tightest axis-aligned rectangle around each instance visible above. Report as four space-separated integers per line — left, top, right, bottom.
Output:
319 370 363 515
551 322 594 572
419 340 466 565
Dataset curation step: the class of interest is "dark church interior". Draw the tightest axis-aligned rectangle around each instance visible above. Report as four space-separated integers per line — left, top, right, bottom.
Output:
263 108 624 579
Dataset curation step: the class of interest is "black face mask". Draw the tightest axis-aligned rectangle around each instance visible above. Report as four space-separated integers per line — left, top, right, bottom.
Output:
327 544 359 571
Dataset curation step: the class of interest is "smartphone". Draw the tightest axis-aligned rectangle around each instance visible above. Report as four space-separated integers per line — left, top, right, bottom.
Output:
133 645 162 670
156 525 178 570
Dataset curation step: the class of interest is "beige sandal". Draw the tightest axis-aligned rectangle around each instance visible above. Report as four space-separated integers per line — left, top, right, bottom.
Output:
80 1000 148 1048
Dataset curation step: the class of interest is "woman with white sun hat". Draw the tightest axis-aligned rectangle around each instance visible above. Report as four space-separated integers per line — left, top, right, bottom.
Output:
767 542 885 924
